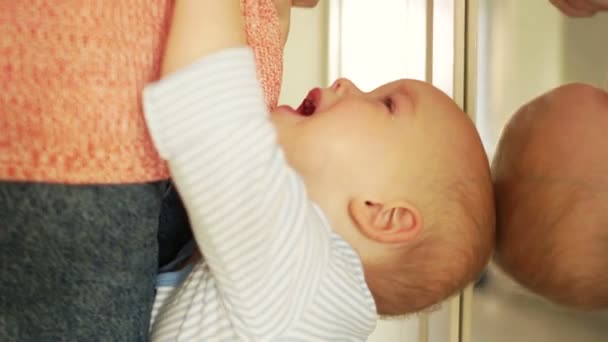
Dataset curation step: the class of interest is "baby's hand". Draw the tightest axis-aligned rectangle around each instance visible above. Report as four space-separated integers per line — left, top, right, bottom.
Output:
291 0 319 8
550 0 608 17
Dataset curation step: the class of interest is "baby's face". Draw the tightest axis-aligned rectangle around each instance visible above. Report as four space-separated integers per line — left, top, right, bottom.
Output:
270 78 476 203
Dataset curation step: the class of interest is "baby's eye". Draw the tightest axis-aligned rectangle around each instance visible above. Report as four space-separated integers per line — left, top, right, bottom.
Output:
383 97 394 113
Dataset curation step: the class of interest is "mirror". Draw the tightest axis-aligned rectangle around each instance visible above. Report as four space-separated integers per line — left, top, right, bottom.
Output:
472 1 608 341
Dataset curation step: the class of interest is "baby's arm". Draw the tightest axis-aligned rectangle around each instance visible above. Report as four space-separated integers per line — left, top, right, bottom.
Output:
160 0 245 76
144 1 374 339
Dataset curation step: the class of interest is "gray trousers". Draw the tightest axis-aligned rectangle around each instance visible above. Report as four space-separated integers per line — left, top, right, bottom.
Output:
0 181 192 341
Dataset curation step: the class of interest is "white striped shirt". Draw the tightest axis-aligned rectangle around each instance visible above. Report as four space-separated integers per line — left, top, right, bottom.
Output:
143 47 377 341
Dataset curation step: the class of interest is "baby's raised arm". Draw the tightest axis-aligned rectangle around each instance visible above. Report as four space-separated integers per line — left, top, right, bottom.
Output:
144 1 374 339
160 0 245 76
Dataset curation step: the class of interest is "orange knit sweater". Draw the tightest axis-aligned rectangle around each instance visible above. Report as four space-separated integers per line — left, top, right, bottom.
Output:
0 0 283 184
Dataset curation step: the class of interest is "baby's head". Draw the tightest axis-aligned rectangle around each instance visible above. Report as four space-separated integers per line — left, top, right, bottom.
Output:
493 83 608 310
271 78 495 315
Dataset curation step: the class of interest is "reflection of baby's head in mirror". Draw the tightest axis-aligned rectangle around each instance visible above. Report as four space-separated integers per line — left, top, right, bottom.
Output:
271 78 495 315
493 82 608 310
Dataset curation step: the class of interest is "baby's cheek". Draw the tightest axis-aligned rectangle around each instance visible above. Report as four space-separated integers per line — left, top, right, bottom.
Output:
242 0 284 110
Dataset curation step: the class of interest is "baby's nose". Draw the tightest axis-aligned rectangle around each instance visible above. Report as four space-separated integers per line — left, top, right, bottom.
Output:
331 78 362 96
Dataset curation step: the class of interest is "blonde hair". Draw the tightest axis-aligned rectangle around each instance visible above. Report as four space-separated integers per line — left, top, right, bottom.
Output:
365 179 495 315
495 180 608 310
492 83 608 310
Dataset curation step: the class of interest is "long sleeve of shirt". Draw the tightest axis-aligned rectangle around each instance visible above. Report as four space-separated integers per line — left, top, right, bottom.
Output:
143 47 377 341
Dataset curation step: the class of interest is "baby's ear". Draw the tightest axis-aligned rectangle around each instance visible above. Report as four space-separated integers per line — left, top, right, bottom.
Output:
349 198 423 244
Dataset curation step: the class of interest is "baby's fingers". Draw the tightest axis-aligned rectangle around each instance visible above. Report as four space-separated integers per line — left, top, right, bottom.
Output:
291 0 319 8
550 0 598 17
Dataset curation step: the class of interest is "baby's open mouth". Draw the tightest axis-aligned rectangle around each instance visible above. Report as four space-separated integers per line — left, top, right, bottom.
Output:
295 88 321 116
296 98 316 116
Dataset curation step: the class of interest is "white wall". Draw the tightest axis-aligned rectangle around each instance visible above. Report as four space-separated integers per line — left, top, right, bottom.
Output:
562 14 608 86
279 5 328 107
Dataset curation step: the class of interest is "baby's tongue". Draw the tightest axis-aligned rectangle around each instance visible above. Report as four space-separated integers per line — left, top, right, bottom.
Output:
296 98 316 116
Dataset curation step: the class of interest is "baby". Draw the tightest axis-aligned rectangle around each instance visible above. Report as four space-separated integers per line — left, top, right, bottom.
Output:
144 1 494 340
493 83 608 310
